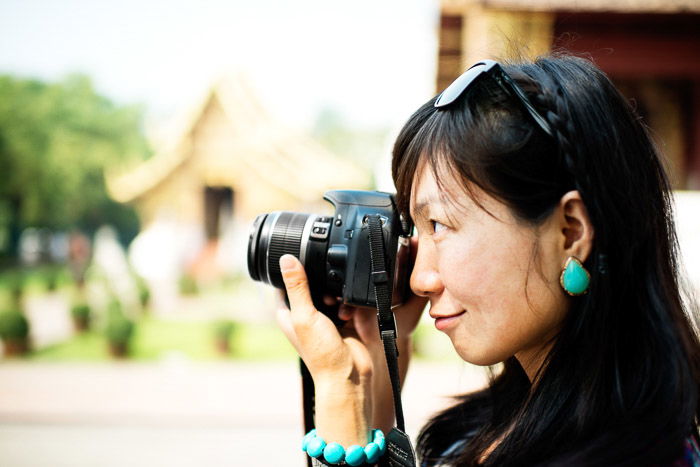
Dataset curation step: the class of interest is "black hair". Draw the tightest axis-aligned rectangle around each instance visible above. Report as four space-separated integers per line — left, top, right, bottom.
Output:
392 54 700 466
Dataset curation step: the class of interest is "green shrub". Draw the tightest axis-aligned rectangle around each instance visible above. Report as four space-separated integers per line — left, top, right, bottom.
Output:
213 319 237 341
212 319 237 355
46 269 59 291
0 309 29 340
71 304 91 321
71 303 91 331
105 311 134 345
8 272 24 306
138 283 151 308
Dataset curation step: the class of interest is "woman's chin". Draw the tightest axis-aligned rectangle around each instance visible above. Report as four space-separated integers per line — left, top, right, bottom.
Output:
452 343 508 367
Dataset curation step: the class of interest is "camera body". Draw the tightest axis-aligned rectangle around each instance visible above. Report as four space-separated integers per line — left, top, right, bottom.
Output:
247 190 411 311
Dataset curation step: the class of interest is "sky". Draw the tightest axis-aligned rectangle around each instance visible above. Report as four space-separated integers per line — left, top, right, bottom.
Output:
0 0 439 133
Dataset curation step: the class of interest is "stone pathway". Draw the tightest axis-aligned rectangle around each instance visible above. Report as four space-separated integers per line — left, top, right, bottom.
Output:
0 359 487 466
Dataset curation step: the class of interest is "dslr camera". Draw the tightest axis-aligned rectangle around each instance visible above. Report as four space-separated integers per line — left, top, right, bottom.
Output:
247 190 412 315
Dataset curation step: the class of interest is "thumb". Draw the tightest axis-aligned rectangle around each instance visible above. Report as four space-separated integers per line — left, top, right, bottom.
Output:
279 254 314 318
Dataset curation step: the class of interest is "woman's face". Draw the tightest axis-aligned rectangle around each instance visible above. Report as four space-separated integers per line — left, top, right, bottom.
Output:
409 164 570 376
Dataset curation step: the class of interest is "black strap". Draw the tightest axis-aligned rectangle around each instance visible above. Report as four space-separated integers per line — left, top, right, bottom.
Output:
367 215 416 466
366 214 406 432
301 359 315 467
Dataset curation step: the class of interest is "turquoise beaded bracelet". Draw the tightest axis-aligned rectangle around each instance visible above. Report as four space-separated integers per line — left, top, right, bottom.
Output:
301 428 386 466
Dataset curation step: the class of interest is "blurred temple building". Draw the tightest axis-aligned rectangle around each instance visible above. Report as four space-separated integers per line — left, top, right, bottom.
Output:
437 0 700 189
107 75 368 281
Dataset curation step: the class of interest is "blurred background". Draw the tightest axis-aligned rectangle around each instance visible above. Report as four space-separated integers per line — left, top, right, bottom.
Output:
0 0 698 465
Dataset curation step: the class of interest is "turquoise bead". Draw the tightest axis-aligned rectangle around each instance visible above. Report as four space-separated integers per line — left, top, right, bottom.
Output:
365 442 381 464
323 442 345 464
307 436 326 458
561 257 590 295
373 429 385 443
301 429 316 451
345 445 367 466
375 435 387 455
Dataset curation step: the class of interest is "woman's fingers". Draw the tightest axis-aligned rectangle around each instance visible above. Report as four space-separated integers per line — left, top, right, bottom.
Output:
279 255 315 321
278 254 344 357
338 304 356 321
323 295 338 306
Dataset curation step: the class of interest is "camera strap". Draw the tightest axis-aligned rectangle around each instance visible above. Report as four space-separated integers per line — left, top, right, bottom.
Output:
367 214 417 466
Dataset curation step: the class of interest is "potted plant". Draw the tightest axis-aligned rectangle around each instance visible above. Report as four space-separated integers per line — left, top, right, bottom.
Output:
46 268 59 292
9 272 24 308
0 309 30 357
213 319 237 355
137 281 151 310
105 302 135 358
71 303 91 332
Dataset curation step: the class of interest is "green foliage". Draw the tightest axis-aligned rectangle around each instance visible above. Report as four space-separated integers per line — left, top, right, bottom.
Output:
179 274 199 295
31 319 297 361
107 299 123 315
30 331 107 361
105 308 134 345
71 303 90 321
0 73 151 255
4 270 25 305
136 278 150 308
0 309 29 340
213 319 237 341
0 266 75 308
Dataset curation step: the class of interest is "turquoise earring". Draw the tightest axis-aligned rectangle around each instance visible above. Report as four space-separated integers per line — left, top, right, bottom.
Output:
560 256 590 296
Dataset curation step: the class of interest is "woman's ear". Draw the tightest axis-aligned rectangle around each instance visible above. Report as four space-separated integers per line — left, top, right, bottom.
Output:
557 190 594 262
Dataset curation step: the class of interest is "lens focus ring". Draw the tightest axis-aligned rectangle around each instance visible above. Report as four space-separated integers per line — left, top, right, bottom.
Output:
266 212 311 288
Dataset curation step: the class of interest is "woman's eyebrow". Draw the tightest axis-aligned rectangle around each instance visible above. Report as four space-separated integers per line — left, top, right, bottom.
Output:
411 199 436 220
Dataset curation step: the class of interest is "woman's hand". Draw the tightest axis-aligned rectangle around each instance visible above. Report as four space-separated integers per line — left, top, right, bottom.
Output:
276 254 373 447
276 238 427 440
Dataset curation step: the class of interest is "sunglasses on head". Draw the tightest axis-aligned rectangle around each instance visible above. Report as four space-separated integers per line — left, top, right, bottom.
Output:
434 59 553 138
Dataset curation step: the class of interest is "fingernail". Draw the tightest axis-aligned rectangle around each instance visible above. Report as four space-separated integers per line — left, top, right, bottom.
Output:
279 254 296 272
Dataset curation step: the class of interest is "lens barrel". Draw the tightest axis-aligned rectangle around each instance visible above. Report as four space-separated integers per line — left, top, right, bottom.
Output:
247 211 316 289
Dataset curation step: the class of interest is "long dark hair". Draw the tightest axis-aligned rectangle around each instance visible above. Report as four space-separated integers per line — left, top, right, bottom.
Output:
392 55 700 466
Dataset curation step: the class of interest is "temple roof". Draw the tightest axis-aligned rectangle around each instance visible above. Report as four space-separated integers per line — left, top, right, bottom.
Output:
107 74 369 204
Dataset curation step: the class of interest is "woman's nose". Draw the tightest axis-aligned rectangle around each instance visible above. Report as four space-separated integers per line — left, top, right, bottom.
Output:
410 240 443 297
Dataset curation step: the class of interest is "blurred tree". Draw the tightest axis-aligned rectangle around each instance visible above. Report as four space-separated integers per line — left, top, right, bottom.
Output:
0 74 151 259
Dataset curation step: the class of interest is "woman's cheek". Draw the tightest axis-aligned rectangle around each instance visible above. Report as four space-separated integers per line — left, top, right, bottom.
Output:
436 243 479 300
439 252 469 284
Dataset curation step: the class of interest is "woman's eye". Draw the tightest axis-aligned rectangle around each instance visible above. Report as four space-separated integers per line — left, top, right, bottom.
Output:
431 220 448 234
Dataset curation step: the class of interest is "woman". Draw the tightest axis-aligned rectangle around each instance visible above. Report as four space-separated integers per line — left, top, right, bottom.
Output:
277 54 700 466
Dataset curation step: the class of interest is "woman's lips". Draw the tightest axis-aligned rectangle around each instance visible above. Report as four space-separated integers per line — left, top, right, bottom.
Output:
432 310 466 331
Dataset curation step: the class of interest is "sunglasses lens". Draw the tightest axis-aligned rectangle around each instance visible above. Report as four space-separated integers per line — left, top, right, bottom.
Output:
434 63 488 108
433 60 553 137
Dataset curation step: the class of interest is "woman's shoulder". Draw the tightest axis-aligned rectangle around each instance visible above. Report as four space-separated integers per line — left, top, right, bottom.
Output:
671 436 700 467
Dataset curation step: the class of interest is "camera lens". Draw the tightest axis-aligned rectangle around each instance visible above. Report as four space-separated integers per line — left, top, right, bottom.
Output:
247 211 318 289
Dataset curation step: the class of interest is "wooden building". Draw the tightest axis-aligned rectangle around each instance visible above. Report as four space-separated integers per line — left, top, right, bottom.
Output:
107 74 369 242
106 75 369 280
437 0 700 189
